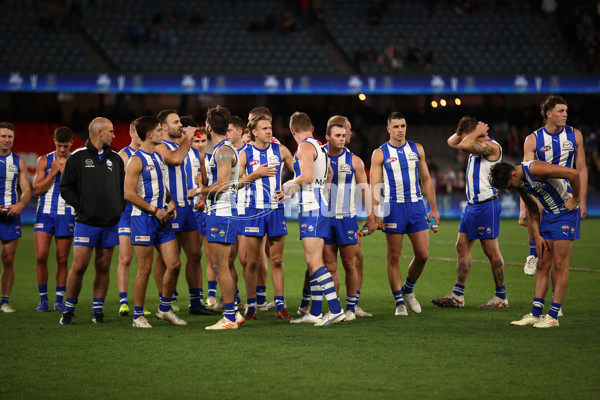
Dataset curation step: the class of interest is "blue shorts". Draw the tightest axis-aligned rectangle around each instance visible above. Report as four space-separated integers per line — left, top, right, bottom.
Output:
170 205 198 232
541 208 580 241
130 214 176 246
117 210 131 237
34 213 75 237
298 209 330 239
206 214 238 244
73 222 118 248
458 198 501 240
242 208 288 237
382 201 429 234
194 211 207 236
237 209 248 235
324 216 358 245
0 214 21 241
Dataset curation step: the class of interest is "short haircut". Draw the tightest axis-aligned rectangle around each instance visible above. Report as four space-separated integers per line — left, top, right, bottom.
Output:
54 126 73 142
0 122 15 132
327 115 349 128
247 114 271 141
156 109 178 124
326 122 345 137
489 162 516 190
249 107 272 120
455 116 478 136
540 95 567 123
228 115 245 131
206 106 230 135
289 111 312 132
180 115 198 128
387 112 406 125
134 116 160 142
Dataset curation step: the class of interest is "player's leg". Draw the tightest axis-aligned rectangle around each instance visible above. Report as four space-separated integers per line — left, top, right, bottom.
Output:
132 244 154 326
53 236 72 311
339 243 358 318
156 237 186 326
268 234 291 320
207 241 237 326
205 235 220 308
480 238 508 308
543 240 572 319
0 239 18 313
34 230 53 311
117 234 133 316
323 243 340 295
354 242 371 316
179 229 215 314
385 232 407 315
256 236 269 309
243 235 263 319
524 220 538 275
433 232 473 308
91 245 115 323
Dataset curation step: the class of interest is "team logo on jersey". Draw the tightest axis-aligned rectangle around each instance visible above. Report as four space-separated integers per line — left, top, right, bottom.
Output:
146 165 155 171
340 164 351 173
74 237 90 243
268 155 280 167
245 227 259 233
408 152 418 161
85 159 94 167
386 157 397 163
159 162 166 170
135 236 150 242
562 141 574 151
192 159 200 167
250 160 260 166
540 145 551 152
8 164 18 172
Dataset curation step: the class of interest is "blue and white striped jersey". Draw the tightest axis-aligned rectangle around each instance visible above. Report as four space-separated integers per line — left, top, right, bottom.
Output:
465 139 501 204
186 148 210 210
520 160 571 214
119 146 136 217
206 139 239 217
36 151 74 215
130 149 169 217
292 137 328 212
327 146 356 218
162 139 190 207
532 125 576 193
236 143 249 214
244 142 284 210
380 141 421 203
0 152 20 207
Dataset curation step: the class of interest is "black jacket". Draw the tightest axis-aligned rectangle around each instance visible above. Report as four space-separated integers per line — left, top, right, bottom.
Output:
60 139 125 226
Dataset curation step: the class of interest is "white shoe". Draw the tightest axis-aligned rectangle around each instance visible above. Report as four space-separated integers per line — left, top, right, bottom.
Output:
213 299 224 310
432 293 465 308
265 300 280 310
533 314 559 328
296 305 310 317
479 296 509 308
395 305 408 316
290 313 322 324
256 303 269 311
235 311 245 325
558 307 564 317
132 316 152 328
510 313 541 326
524 255 538 276
206 296 217 308
0 303 15 313
402 292 422 313
205 317 239 330
344 310 356 321
156 309 187 326
354 306 372 317
314 311 346 326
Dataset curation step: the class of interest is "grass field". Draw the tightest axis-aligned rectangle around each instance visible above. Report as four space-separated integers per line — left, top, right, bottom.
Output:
1 219 599 400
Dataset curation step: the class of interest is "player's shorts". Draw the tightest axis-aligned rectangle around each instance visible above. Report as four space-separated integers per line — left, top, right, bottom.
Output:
130 214 176 246
541 208 580 241
206 214 238 244
194 210 207 236
298 208 330 239
170 205 198 232
382 201 429 234
458 198 501 240
0 214 21 241
242 208 288 237
117 210 131 236
34 213 75 237
73 222 118 248
237 209 248 235
324 216 359 245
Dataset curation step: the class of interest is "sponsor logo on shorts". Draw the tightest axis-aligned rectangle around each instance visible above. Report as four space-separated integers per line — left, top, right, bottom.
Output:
540 145 551 152
347 230 354 235
384 223 397 229
74 237 90 243
486 228 491 234
118 227 131 233
146 165 154 171
135 236 150 242
245 227 260 233
386 157 397 163
408 152 418 161
211 227 218 232
34 223 44 229
562 225 570 230
478 226 485 231
562 141 574 151
308 225 314 232
219 230 225 237
172 223 179 229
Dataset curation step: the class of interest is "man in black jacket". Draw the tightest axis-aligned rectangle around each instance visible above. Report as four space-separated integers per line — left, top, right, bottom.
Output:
59 117 125 325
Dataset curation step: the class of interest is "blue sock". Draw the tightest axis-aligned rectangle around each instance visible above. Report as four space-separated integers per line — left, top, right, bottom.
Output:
256 285 267 305
402 278 417 295
158 292 162 301
274 296 285 312
300 287 311 308
531 297 545 317
64 297 77 312
207 281 217 298
173 289 179 300
548 301 561 319
452 283 465 297
495 285 506 300
38 284 48 301
224 302 236 322
247 297 256 312
159 296 172 312
92 298 105 314
1 295 9 305
134 306 144 319
314 266 342 314
356 290 361 306
119 292 128 305
393 290 405 307
529 241 537 257
189 288 201 308
346 295 357 312
55 286 66 305
235 290 240 308
309 275 323 316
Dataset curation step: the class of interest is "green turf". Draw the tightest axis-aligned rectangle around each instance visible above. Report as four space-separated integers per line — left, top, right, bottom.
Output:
1 219 599 399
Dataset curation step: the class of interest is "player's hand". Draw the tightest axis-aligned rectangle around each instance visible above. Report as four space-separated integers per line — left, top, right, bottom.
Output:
166 201 177 219
536 236 548 260
49 159 63 175
475 121 489 136
282 182 297 198
187 187 201 200
580 203 587 219
194 198 205 211
563 197 578 211
155 208 169 223
273 190 285 203
6 203 24 217
374 215 384 231
518 210 528 227
363 216 376 234
254 163 277 178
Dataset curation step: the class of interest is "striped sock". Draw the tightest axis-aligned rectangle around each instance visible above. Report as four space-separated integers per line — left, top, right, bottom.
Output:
173 289 179 299
393 290 405 307
529 241 537 257
402 278 417 295
159 296 172 312
309 275 323 316
235 290 240 308
495 285 506 300
55 286 66 305
247 297 256 312
92 298 105 314
189 288 201 308
256 285 267 305
300 288 311 308
314 266 342 314
64 297 77 312
38 284 48 301
274 296 285 312
356 290 361 306
346 295 357 312
134 306 144 319
119 292 128 305
207 281 217 298
531 297 545 317
1 295 9 305
548 302 561 319
452 283 465 297
224 302 236 322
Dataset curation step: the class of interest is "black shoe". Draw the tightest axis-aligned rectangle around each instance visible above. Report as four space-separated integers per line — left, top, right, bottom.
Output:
189 303 221 316
60 310 74 325
91 312 105 323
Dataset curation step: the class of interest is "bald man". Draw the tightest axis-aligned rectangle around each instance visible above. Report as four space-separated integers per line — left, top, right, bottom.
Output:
59 117 125 325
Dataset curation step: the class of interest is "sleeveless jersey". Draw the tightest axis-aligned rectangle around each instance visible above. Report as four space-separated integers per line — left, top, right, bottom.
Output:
327 146 356 218
465 139 501 204
119 146 137 217
162 139 190 207
292 137 328 212
520 160 570 214
379 141 422 203
244 142 284 210
186 148 211 208
206 139 239 216
0 152 20 207
533 125 576 192
130 149 169 217
36 151 74 215
236 143 249 214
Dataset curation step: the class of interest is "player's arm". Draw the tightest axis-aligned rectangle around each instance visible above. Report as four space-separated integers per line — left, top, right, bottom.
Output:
369 148 384 230
516 187 547 258
281 145 295 172
574 128 588 218
7 158 32 216
353 154 375 233
458 122 500 160
32 155 57 196
155 129 195 166
416 143 439 224
199 146 235 196
447 132 462 149
118 150 129 165
284 141 314 188
237 150 277 188
518 134 538 225
529 161 580 211
124 156 170 222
